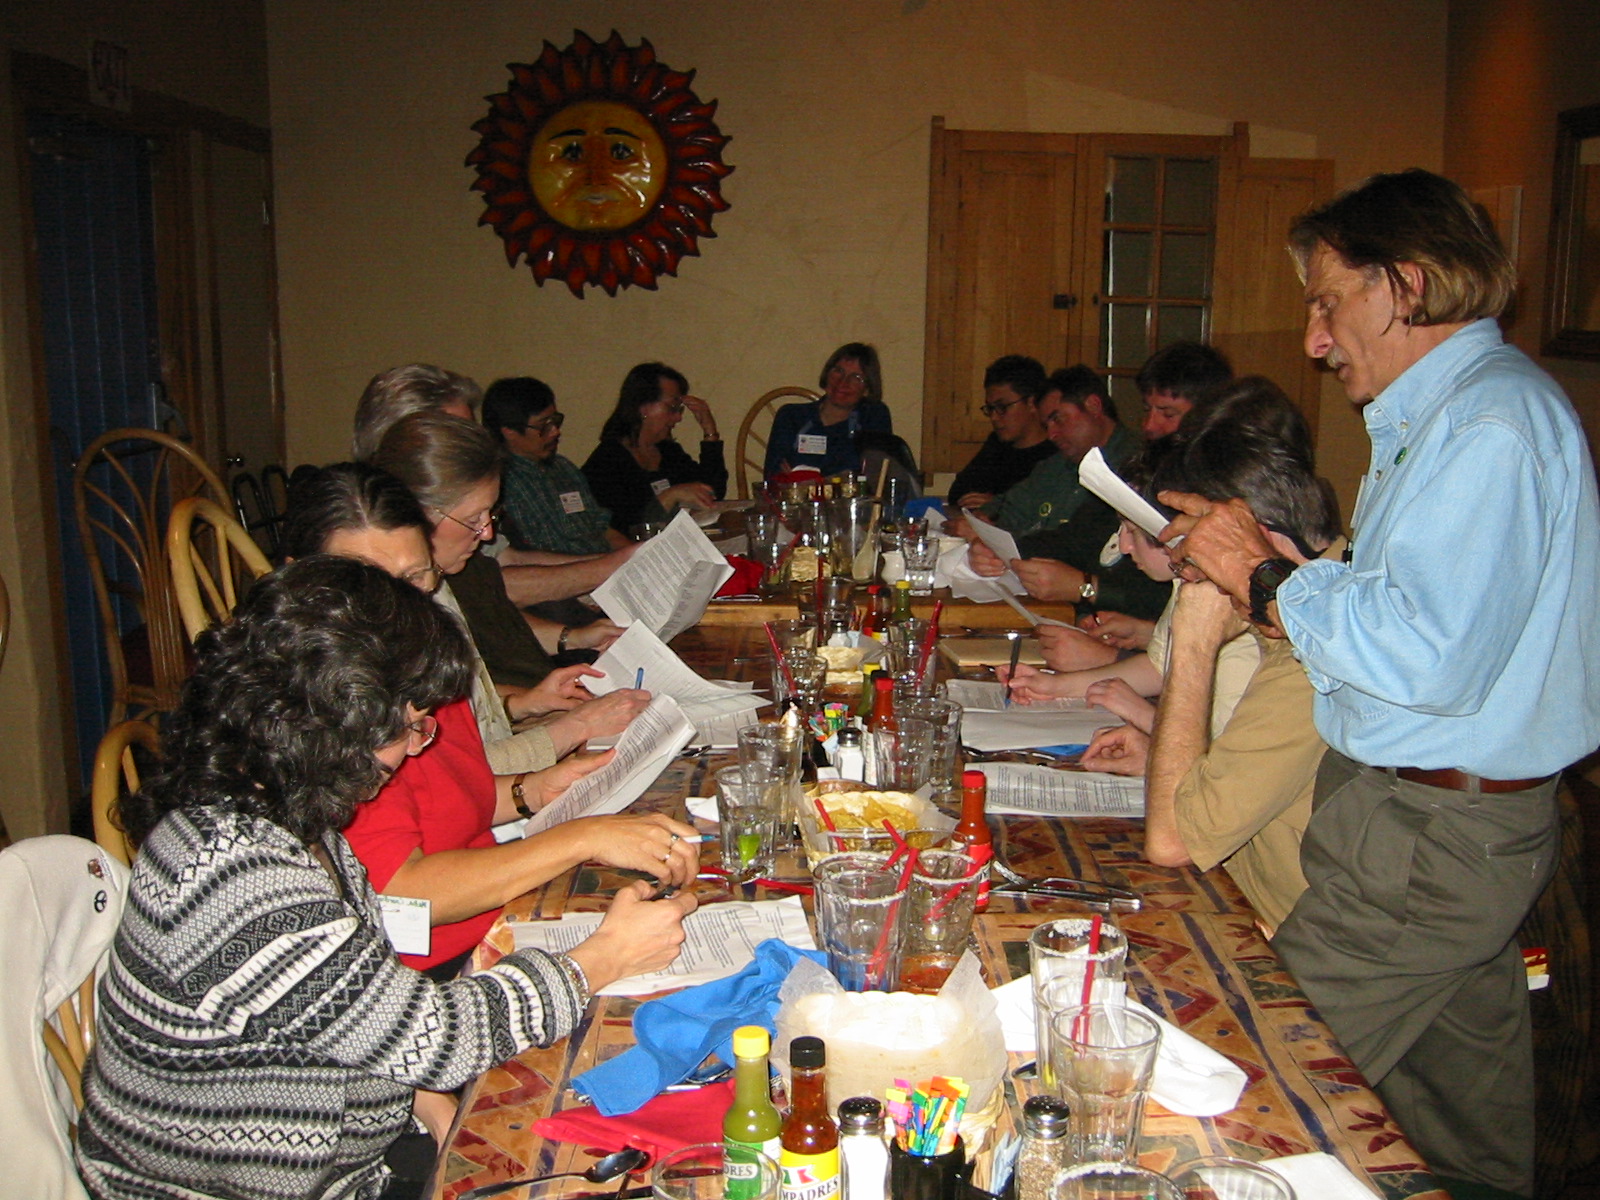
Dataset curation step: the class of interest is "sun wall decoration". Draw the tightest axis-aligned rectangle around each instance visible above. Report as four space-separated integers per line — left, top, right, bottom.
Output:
466 30 734 297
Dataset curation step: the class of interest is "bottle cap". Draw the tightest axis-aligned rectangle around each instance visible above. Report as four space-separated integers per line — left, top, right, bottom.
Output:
790 1035 825 1068
837 727 862 746
731 1025 770 1059
962 769 987 789
874 675 893 693
1021 1095 1070 1137
837 1096 884 1133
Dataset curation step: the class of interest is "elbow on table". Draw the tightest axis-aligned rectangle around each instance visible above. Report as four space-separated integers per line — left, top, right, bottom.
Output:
1143 827 1194 868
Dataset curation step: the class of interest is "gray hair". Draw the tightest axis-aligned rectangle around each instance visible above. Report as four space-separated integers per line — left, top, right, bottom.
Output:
352 364 483 461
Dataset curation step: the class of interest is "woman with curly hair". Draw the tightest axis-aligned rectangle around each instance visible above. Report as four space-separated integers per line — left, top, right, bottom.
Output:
75 557 694 1200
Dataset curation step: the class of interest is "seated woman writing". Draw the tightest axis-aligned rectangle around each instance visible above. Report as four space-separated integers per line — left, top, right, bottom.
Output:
582 361 727 535
75 557 695 1200
283 462 701 978
763 342 892 478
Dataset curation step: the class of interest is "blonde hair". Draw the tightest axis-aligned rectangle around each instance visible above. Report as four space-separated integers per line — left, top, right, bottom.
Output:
352 364 483 461
370 412 501 514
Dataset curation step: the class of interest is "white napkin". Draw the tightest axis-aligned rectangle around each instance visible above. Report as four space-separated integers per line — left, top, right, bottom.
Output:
990 976 1248 1117
1262 1152 1379 1198
686 795 718 823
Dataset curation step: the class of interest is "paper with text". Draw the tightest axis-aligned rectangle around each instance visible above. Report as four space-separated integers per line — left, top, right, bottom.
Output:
508 897 816 995
970 762 1144 818
588 623 764 745
960 706 1121 751
944 679 1091 714
993 582 1076 628
592 510 735 642
961 509 1027 592
1079 447 1170 539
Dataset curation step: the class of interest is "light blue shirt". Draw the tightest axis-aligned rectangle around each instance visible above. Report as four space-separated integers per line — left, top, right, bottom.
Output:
1277 319 1600 777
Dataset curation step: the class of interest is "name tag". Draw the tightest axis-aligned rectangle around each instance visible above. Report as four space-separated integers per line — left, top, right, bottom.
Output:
650 477 671 496
559 490 586 514
378 894 431 956
797 433 828 456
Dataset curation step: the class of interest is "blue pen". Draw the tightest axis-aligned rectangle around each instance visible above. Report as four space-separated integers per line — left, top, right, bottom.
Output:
635 667 645 689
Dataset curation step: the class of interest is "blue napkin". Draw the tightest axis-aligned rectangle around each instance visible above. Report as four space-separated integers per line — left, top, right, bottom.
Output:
572 939 827 1115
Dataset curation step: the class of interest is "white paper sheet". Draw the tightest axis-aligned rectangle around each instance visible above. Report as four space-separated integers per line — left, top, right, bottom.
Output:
591 510 735 642
1079 447 1170 539
588 624 765 745
960 509 1026 592
523 695 695 834
960 707 1120 751
943 679 1091 714
969 762 1143 817
1261 1153 1379 1199
993 583 1076 627
508 897 816 995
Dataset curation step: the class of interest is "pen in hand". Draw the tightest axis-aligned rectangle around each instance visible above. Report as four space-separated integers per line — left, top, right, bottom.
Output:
635 667 645 689
1003 630 1023 708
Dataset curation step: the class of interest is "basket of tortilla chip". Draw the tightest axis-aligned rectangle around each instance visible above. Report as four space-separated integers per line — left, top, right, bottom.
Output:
799 779 954 868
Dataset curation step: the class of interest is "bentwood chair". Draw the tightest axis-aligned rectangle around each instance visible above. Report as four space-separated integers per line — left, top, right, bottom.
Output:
90 719 159 869
231 464 293 561
734 386 819 500
167 497 272 642
72 430 230 727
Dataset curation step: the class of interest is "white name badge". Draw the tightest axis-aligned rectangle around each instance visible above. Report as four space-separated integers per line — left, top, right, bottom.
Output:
650 477 671 496
559 490 586 514
377 894 431 956
797 433 828 456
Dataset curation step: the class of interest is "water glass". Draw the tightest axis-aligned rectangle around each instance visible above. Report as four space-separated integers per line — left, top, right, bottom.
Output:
653 1142 778 1200
865 717 934 790
1048 1004 1162 1163
1051 1163 1182 1200
828 496 883 582
1166 1157 1296 1200
885 618 934 676
897 697 962 800
900 530 940 595
746 510 789 594
737 722 805 847
714 764 781 882
767 619 816 699
1029 918 1130 1088
900 849 981 993
812 851 906 991
785 652 828 715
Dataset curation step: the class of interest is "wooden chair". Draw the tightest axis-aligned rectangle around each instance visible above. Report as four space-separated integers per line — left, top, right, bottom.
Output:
734 386 819 500
72 429 230 727
231 464 293 561
168 497 272 642
90 719 158 869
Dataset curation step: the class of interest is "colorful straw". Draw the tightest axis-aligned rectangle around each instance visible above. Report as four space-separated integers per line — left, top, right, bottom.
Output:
1073 912 1105 1041
914 599 944 683
763 620 799 698
886 1076 969 1156
812 797 845 853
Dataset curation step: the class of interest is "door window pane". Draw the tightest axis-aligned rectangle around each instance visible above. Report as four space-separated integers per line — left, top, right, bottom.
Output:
1106 157 1157 224
1159 232 1212 299
1102 303 1151 368
1104 230 1152 296
1162 159 1216 225
1157 305 1205 347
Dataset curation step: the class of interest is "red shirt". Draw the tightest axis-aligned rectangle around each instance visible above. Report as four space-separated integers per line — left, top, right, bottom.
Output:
344 697 500 970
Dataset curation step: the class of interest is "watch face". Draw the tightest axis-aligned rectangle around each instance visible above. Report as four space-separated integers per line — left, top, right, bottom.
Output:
1249 557 1297 624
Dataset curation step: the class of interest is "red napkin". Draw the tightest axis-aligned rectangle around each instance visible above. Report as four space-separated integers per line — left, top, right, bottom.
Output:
714 555 765 597
531 1080 735 1162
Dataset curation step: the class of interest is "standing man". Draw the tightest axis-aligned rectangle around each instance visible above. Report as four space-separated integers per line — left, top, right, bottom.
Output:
1165 169 1600 1197
1134 341 1232 439
946 354 1056 511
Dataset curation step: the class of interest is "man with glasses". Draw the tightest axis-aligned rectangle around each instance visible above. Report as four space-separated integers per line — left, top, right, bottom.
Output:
945 355 1056 512
484 376 630 556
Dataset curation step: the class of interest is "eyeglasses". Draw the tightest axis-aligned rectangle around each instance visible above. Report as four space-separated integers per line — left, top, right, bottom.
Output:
523 412 565 435
405 714 439 753
828 368 867 386
434 504 501 539
656 400 686 415
980 397 1027 417
399 561 443 592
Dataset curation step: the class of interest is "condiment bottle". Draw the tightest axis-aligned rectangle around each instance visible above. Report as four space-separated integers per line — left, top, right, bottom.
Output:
1014 1096 1070 1200
724 1025 783 1199
859 585 883 640
868 675 898 734
951 770 993 910
833 727 866 782
890 579 914 627
837 1096 888 1200
780 1036 840 1200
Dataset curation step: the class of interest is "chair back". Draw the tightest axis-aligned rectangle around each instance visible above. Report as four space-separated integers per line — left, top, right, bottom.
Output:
0 836 128 1198
231 464 292 560
168 497 272 642
72 430 229 726
734 386 819 500
90 720 159 869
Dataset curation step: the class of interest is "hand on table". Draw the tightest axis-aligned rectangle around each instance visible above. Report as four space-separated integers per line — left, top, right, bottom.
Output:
1084 678 1157 734
568 880 698 993
660 482 716 512
996 662 1067 704
1077 610 1155 651
567 811 702 886
1037 623 1120 672
1080 725 1151 776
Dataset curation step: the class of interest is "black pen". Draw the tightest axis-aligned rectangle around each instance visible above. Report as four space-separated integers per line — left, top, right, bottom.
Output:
1003 629 1023 708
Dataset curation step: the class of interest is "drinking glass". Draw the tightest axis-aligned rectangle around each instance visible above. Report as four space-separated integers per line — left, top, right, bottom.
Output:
865 717 933 790
884 618 934 676
1048 1004 1162 1163
1029 918 1130 1088
899 849 981 993
828 496 884 582
1166 1157 1296 1200
1051 1163 1182 1200
746 510 789 595
767 619 816 699
714 765 780 882
813 851 906 991
897 696 962 800
900 530 940 595
737 722 805 849
785 652 828 715
654 1142 778 1200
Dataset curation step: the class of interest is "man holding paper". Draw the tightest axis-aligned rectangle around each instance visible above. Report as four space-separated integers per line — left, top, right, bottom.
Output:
1162 169 1600 1196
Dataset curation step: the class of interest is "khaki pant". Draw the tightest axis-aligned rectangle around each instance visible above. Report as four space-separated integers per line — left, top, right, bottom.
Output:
1273 750 1559 1197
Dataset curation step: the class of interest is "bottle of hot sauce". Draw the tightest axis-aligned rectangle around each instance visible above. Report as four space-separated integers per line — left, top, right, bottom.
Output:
859 584 883 640
780 1036 840 1200
952 769 994 910
867 674 898 734
723 1025 782 1200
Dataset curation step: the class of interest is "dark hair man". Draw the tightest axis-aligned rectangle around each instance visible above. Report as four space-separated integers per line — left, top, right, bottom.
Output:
483 376 629 556
1164 168 1600 1197
1134 341 1232 439
946 355 1054 510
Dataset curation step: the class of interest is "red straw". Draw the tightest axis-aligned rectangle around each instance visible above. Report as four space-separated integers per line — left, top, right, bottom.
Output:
813 797 845 852
764 621 799 698
927 849 987 922
914 600 944 683
882 819 909 868
1073 912 1105 1041
870 847 919 987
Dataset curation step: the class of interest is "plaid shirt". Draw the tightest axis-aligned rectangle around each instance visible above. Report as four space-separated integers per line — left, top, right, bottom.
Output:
500 451 613 554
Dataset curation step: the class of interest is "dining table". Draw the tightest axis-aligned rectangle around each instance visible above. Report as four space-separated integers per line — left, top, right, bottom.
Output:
430 623 1448 1200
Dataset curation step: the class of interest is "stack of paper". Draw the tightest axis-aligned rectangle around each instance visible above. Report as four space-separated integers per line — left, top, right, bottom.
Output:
588 623 764 746
945 679 1090 713
960 706 1121 752
969 762 1143 818
592 509 734 642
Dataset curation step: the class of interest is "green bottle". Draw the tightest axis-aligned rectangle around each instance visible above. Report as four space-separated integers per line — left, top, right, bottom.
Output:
891 579 915 626
723 1025 782 1199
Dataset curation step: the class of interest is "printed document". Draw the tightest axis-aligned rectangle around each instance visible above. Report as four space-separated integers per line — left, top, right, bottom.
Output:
592 509 734 642
969 762 1144 818
960 706 1121 751
588 623 764 745
961 509 1025 592
1079 447 1169 539
944 679 1090 714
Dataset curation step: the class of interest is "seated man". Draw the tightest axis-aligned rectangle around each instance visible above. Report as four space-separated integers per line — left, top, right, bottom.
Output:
1134 340 1232 439
946 355 1056 511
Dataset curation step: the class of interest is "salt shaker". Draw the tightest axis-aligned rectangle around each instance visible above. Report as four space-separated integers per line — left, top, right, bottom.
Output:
838 1096 888 1200
1014 1096 1070 1200
833 726 866 781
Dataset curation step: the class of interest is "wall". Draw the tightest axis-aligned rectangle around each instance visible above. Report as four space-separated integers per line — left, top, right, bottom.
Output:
268 0 1448 522
0 0 268 834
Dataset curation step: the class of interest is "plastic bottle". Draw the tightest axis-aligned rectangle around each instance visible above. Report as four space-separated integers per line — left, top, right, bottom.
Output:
859 584 883 640
779 1036 841 1200
890 579 914 627
951 769 994 910
723 1025 783 1200
1014 1096 1070 1200
867 674 898 734
837 1096 888 1200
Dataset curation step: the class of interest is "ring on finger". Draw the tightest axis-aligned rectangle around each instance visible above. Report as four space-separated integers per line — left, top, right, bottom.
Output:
668 833 680 845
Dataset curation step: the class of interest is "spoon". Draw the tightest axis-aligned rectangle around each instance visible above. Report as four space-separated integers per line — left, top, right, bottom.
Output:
458 1146 651 1200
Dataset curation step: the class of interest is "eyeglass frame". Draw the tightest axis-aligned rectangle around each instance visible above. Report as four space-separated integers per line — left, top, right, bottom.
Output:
399 560 444 593
522 411 566 435
374 714 440 779
980 396 1032 417
433 502 502 539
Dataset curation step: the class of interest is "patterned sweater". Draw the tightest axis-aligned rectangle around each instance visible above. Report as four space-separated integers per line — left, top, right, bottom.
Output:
75 806 583 1200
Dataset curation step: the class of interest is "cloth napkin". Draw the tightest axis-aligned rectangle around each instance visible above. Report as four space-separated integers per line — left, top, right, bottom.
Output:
990 976 1248 1117
532 1080 736 1162
572 939 827 1116
1262 1152 1380 1198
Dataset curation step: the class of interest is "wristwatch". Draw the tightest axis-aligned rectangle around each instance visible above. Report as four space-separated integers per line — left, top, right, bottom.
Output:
1078 575 1099 605
1247 557 1298 626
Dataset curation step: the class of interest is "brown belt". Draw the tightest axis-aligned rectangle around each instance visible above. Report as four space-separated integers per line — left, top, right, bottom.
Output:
1392 766 1555 794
